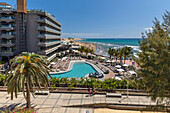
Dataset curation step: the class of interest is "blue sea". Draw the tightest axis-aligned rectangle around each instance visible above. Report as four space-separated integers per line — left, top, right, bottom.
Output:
79 38 142 56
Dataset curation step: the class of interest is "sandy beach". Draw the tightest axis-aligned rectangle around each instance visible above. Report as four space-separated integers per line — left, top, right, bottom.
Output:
61 38 83 41
74 41 97 52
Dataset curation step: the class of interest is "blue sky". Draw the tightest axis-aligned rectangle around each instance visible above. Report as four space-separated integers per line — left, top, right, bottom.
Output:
4 0 170 38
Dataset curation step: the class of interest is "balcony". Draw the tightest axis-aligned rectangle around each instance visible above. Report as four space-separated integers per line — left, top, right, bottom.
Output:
0 25 15 31
37 18 61 31
37 12 61 27
0 17 15 23
0 42 16 47
37 26 61 35
37 41 61 47
47 53 56 61
37 34 61 39
0 35 15 39
0 19 15 23
0 51 15 56
38 45 62 55
0 10 14 14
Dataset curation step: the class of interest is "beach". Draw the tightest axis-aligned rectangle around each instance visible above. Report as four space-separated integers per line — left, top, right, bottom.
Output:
79 38 141 57
74 41 97 52
61 38 84 41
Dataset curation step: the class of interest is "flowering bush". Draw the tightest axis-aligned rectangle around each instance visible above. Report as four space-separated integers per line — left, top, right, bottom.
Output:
0 106 37 113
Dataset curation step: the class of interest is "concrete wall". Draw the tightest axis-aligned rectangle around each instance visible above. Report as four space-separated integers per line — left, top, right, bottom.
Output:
26 13 38 53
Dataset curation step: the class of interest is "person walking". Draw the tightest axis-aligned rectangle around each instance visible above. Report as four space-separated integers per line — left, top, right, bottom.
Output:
88 87 91 97
92 86 95 95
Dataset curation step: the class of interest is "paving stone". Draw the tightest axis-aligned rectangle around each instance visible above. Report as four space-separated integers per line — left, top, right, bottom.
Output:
7 98 23 104
33 99 46 105
69 100 81 105
60 94 71 99
66 108 80 113
48 93 60 99
37 95 49 99
43 99 57 105
0 92 157 113
0 97 10 104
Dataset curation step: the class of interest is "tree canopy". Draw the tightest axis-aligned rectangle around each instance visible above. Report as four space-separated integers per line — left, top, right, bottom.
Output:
5 52 52 109
135 11 170 106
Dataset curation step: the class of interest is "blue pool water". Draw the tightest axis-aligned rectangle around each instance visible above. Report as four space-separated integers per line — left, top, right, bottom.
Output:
51 63 97 78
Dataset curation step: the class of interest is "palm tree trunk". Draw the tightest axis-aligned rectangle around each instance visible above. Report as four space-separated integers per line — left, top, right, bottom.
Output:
26 83 31 109
120 56 121 63
124 56 126 64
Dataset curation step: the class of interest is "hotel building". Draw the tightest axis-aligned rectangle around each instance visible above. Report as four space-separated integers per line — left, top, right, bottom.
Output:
0 1 64 62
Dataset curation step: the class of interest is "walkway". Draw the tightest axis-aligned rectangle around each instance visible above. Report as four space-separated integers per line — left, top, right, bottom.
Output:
0 92 157 113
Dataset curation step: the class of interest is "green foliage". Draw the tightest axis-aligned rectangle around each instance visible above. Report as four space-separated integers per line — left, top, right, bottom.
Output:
70 41 73 43
135 11 170 105
0 74 5 85
123 46 133 63
112 48 119 61
106 47 133 63
68 37 73 40
118 48 124 63
107 48 113 59
49 77 135 90
77 46 94 56
4 52 52 108
0 61 6 64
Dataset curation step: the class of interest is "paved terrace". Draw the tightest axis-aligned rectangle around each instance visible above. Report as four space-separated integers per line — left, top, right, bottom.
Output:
0 92 157 113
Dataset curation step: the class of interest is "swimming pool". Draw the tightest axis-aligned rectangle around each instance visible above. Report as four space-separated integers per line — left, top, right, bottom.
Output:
51 62 97 78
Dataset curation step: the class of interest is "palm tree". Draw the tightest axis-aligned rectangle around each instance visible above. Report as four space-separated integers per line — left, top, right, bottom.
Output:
77 46 85 53
5 52 52 109
107 48 113 59
123 46 133 64
89 49 94 54
112 48 119 62
118 48 124 63
84 48 89 55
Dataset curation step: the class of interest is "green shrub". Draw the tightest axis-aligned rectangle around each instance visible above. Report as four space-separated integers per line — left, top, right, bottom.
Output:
49 77 137 91
0 74 5 85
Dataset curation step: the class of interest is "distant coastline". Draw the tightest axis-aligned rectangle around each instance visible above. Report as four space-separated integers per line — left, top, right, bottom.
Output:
61 38 141 57
78 38 141 57
61 38 84 41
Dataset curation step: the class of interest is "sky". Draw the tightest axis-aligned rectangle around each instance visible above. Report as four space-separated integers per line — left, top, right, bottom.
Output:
3 0 170 38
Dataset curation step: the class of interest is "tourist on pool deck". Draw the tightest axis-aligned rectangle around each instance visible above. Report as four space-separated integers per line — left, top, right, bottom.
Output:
88 87 91 96
92 87 95 96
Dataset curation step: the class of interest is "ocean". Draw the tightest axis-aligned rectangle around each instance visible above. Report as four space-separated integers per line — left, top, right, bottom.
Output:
79 38 142 57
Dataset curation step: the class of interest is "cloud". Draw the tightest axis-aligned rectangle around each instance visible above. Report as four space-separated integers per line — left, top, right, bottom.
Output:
144 27 153 31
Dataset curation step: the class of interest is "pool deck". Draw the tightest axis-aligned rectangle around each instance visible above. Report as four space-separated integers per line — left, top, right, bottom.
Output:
0 91 157 113
50 60 103 75
50 59 116 79
98 62 115 79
